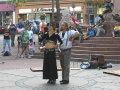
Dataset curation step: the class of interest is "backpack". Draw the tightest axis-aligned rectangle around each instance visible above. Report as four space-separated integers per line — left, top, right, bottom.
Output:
80 54 106 69
80 62 90 69
88 29 96 37
3 51 10 56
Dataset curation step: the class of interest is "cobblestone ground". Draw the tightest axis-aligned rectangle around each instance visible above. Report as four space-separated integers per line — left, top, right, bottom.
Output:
0 35 120 90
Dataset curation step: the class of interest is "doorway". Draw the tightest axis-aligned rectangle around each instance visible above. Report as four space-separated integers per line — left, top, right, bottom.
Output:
89 14 94 25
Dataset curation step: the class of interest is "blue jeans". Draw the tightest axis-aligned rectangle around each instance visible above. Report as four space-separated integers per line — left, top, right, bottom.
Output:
2 39 12 55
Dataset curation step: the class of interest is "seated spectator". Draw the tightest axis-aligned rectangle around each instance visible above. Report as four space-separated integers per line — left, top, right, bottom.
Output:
94 14 101 25
114 23 120 37
74 23 84 42
94 19 105 37
84 26 96 40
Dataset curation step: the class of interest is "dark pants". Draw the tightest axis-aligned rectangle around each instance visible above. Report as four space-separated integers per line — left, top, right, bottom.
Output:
115 31 120 37
11 34 15 46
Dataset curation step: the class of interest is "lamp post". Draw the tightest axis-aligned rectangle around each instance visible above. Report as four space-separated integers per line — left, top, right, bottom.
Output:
56 0 60 23
72 2 75 16
52 0 54 22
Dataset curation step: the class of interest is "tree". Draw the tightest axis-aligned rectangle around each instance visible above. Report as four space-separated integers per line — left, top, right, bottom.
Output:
6 0 29 6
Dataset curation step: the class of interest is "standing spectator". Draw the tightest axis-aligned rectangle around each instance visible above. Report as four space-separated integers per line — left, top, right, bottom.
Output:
39 20 46 33
39 22 62 84
9 22 16 47
16 18 25 29
59 22 80 84
28 26 33 42
2 24 12 56
27 26 34 57
24 20 31 28
19 26 29 58
16 23 24 57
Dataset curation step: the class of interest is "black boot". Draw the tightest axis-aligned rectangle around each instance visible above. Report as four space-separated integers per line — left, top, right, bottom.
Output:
50 79 56 84
47 79 51 84
60 80 69 84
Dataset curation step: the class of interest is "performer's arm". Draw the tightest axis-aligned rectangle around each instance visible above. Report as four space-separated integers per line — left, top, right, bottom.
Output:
56 33 63 53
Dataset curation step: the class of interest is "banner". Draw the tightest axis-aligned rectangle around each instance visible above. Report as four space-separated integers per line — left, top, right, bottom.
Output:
0 4 15 12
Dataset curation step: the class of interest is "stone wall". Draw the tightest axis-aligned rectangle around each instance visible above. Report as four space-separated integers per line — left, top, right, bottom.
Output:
112 0 120 15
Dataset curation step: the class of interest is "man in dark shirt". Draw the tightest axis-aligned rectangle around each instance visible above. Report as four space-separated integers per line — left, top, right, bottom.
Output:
2 24 12 55
9 22 16 47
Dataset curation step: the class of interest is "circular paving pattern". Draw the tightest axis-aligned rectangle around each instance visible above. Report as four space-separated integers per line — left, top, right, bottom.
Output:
15 76 96 90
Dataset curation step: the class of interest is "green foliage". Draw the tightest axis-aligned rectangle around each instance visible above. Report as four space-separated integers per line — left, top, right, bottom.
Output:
6 0 29 6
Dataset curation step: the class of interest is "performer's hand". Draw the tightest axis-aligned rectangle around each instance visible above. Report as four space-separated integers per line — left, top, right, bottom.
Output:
39 46 45 51
69 35 74 41
58 51 61 56
58 48 61 56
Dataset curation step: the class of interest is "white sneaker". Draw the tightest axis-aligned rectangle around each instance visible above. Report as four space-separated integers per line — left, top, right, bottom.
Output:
27 55 31 59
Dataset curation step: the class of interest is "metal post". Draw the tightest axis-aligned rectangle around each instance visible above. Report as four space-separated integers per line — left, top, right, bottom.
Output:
2 12 3 26
52 0 54 22
72 2 75 16
56 0 60 23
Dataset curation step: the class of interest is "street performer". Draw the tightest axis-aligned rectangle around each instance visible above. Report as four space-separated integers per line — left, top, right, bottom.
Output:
39 22 62 84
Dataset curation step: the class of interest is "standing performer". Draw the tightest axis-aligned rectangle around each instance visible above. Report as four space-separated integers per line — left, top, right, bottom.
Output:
39 22 62 84
59 22 80 84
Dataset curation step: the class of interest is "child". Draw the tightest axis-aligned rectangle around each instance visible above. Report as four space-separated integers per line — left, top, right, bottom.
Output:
114 23 120 37
84 26 96 40
28 39 35 55
19 26 29 58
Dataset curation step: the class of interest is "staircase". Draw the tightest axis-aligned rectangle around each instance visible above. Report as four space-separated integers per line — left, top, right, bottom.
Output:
32 37 120 63
71 37 120 63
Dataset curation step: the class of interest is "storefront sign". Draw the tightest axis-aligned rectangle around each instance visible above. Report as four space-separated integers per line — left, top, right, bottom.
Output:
18 7 82 14
33 7 81 13
0 4 15 11
19 9 32 13
33 7 67 13
33 8 57 13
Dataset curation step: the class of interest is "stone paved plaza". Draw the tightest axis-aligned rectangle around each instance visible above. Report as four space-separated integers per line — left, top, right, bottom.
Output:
0 35 120 90
0 64 120 90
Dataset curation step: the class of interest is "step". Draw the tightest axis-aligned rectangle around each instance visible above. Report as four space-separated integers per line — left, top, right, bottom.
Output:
83 40 120 44
77 43 120 47
31 54 120 63
95 44 120 47
72 50 120 55
72 46 120 51
89 37 120 40
71 54 120 59
78 43 96 47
